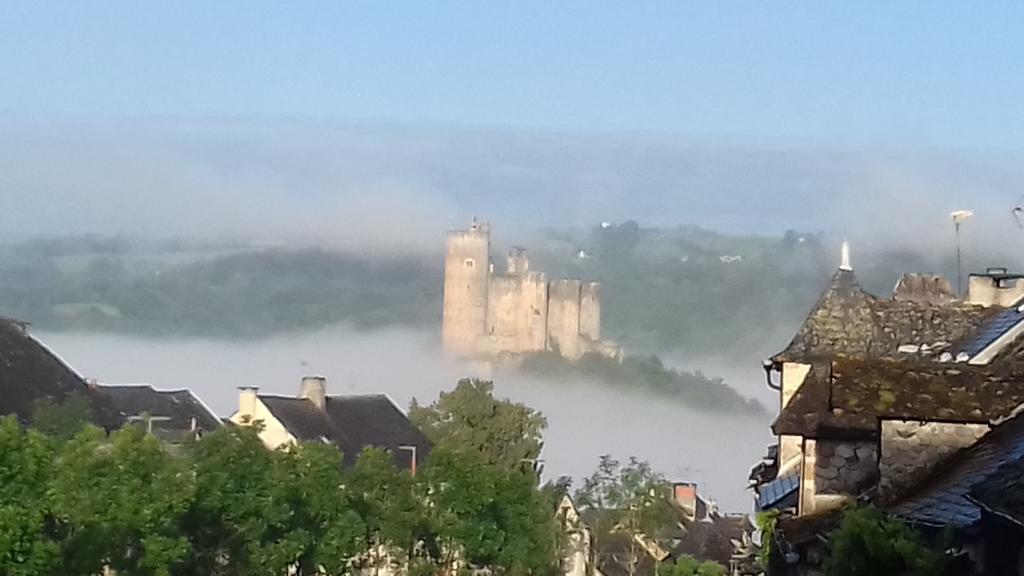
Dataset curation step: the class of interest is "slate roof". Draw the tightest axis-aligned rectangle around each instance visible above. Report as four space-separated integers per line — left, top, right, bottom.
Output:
775 269 995 364
671 515 751 568
887 409 1024 528
260 393 431 469
0 317 120 428
757 471 799 511
96 384 221 438
969 455 1024 526
773 357 1024 438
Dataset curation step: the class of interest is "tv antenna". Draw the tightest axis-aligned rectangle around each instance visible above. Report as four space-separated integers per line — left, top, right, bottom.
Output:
951 210 974 298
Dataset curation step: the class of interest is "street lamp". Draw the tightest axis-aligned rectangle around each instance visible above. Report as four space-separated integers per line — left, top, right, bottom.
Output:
951 210 974 298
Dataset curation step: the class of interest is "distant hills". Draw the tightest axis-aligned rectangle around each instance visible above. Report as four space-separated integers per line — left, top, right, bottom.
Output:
0 225 961 357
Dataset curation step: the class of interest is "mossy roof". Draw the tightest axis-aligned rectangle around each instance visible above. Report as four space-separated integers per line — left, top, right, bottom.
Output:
774 269 997 363
773 357 1024 438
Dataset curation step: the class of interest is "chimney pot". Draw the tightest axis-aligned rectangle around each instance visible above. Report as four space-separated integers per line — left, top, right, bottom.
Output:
673 482 698 521
238 386 259 423
300 376 327 411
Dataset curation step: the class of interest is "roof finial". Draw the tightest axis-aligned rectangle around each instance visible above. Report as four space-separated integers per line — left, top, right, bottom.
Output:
840 240 852 271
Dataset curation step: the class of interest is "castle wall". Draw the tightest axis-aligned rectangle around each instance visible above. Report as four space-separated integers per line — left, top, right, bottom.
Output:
579 282 601 341
519 271 549 353
443 221 616 361
486 276 522 352
548 279 583 359
442 228 490 356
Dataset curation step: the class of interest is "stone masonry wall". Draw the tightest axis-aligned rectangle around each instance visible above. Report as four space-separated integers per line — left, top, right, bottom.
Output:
815 440 877 495
879 420 989 496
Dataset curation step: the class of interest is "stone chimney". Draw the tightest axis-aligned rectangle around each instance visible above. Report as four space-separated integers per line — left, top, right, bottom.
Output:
966 268 1024 307
300 376 327 411
238 386 259 422
673 482 698 521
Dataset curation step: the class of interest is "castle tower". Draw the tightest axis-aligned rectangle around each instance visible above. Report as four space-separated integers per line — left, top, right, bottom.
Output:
442 219 491 356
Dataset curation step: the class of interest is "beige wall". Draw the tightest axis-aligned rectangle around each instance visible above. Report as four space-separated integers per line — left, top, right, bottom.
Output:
442 229 491 356
229 397 297 450
779 362 811 465
967 275 1024 307
798 438 817 515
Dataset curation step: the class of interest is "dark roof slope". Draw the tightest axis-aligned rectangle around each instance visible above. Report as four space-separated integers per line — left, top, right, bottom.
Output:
969 456 1024 526
261 393 431 469
775 269 995 363
672 515 751 567
0 317 119 428
772 363 875 439
774 357 1024 438
887 410 1024 527
96 384 221 437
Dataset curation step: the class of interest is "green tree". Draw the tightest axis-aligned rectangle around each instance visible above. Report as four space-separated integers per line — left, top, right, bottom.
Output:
0 416 60 576
30 392 93 444
183 426 312 576
345 447 421 575
410 379 547 473
574 456 676 576
283 441 366 576
825 506 949 576
663 555 727 576
50 425 194 576
423 447 559 576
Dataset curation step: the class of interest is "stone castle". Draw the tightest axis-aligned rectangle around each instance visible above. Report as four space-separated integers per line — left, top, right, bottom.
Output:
442 219 620 360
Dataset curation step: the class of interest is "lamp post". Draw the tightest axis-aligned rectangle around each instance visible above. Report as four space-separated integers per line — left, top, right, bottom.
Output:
951 210 974 299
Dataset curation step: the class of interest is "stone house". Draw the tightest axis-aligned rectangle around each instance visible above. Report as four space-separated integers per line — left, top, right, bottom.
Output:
229 375 431 471
752 246 1024 573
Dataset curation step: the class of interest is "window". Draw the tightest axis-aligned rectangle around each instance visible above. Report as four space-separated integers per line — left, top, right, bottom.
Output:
464 258 475 269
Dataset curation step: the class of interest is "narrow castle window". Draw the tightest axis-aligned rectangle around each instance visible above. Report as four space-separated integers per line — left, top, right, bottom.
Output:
464 258 475 269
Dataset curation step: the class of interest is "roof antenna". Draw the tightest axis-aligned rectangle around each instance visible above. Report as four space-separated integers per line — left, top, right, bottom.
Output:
839 240 852 271
951 210 974 299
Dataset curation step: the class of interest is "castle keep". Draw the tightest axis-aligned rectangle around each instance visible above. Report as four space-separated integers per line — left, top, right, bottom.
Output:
442 220 619 360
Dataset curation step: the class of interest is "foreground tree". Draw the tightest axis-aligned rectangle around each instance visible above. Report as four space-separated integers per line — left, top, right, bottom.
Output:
0 416 59 576
30 392 93 444
50 425 195 576
574 455 676 576
825 505 949 576
183 426 367 576
345 447 421 575
423 446 560 576
409 378 546 472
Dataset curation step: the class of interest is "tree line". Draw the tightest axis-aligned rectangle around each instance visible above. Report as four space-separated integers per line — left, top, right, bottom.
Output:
2 379 729 576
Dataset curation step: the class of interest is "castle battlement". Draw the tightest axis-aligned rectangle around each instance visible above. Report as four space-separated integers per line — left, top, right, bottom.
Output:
441 220 620 361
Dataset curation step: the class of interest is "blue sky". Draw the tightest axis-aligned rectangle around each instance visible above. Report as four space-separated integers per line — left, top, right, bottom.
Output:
2 2 1023 150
